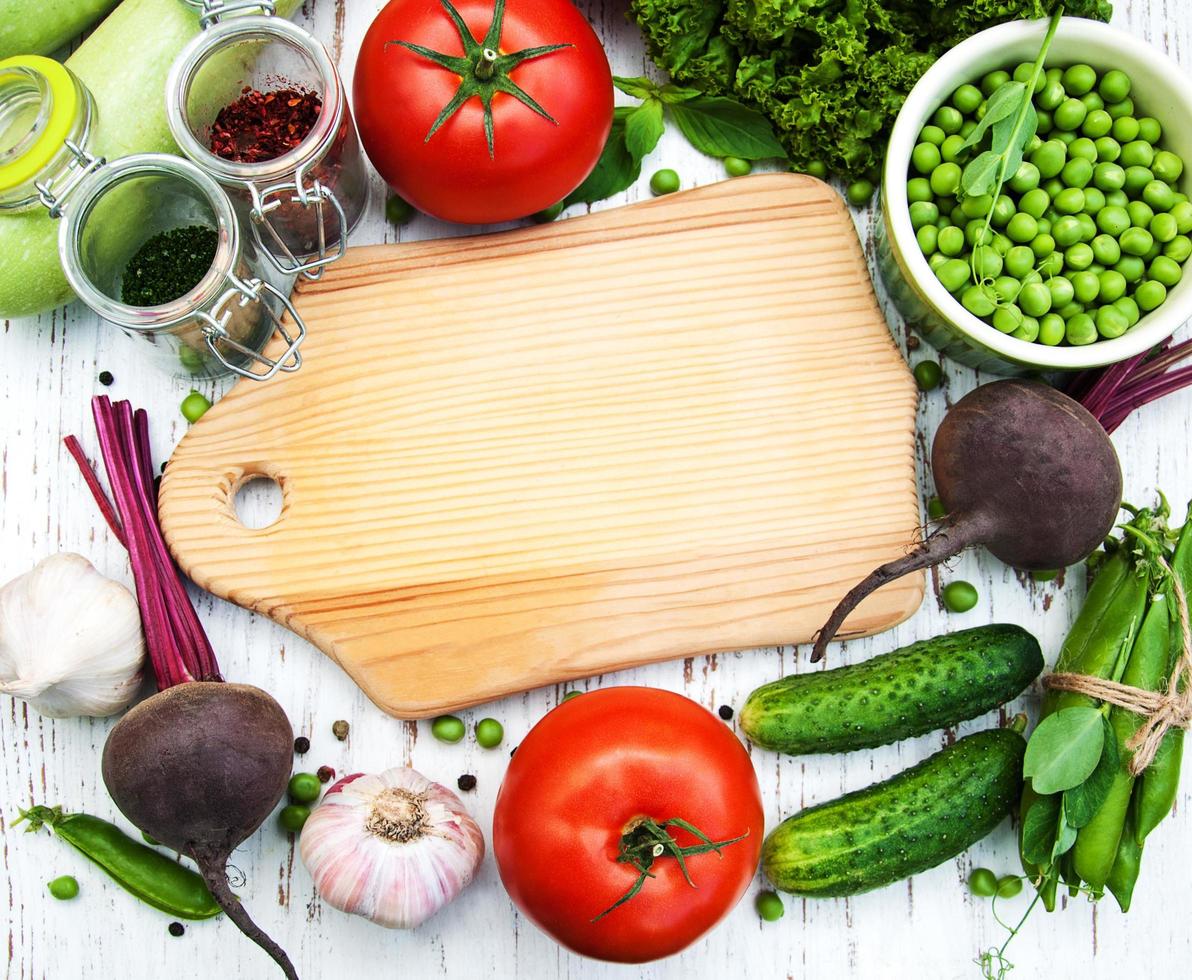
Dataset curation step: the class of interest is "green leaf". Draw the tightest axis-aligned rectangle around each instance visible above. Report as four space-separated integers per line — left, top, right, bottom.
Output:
658 83 702 105
1052 810 1078 862
563 107 641 207
960 151 1002 198
625 98 665 161
613 76 660 100
1021 792 1061 867
1024 707 1107 794
1062 716 1121 827
992 101 1037 180
669 96 787 161
960 81 1026 151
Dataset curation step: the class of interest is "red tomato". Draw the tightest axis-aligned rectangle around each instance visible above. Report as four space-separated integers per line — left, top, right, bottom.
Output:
493 687 764 963
353 0 613 223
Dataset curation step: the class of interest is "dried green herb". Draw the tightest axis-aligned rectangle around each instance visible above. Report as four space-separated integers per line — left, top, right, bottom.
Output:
121 226 218 308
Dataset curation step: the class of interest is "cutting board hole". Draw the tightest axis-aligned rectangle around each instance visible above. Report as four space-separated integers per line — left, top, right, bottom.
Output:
233 476 284 529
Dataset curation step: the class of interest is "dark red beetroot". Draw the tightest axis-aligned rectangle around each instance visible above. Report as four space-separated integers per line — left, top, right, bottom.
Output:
66 399 298 980
811 380 1123 662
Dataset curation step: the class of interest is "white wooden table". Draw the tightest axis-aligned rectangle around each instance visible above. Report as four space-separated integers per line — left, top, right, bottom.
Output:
3 3 1190 978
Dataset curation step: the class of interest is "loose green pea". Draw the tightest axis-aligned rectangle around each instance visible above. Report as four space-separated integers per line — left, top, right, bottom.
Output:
997 876 1025 899
1018 281 1052 318
918 124 946 146
1121 140 1155 168
1039 313 1066 345
909 201 939 231
960 120 978 140
1080 91 1105 114
1092 246 1122 279
935 226 964 258
958 194 991 221
913 360 943 391
912 142 942 175
1037 251 1064 277
475 717 504 748
991 195 1016 227
431 714 466 743
1062 64 1096 97
1121 226 1154 256
1136 279 1168 311
1036 109 1054 135
1031 140 1067 178
1004 212 1036 244
936 258 972 293
1098 69 1131 104
980 70 1010 96
1127 198 1154 227
1172 201 1192 234
1012 316 1040 342
847 179 875 207
1163 235 1192 262
1096 304 1129 339
650 169 680 196
1036 78 1065 112
1112 116 1141 142
806 161 828 179
1152 149 1184 184
1115 255 1146 283
48 875 79 900
1052 215 1083 247
1037 216 1053 234
1012 62 1046 93
1047 276 1075 307
1123 166 1154 196
1113 295 1141 325
1065 243 1095 272
385 194 416 225
1143 180 1175 212
1151 212 1179 244
1029 234 1055 260
992 304 1023 333
1097 270 1128 305
1054 186 1085 214
992 276 1021 304
927 251 949 272
180 391 211 424
939 134 967 163
1067 312 1098 345
288 772 321 804
933 105 963 134
1137 116 1162 143
1070 269 1100 303
972 245 1002 279
562 690 584 700
724 156 752 177
1007 163 1040 196
1075 213 1098 241
1005 245 1036 277
1094 136 1121 162
951 83 983 114
756 891 785 922
1081 187 1106 215
1097 204 1130 236
1069 138 1098 164
1057 300 1085 321
1081 109 1112 140
1150 255 1183 287
927 495 947 520
961 283 997 317
1019 188 1050 219
278 804 310 834
1054 98 1087 132
942 580 979 612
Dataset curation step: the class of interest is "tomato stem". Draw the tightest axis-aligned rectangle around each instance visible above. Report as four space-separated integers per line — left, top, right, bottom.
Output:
475 48 498 80
591 816 749 922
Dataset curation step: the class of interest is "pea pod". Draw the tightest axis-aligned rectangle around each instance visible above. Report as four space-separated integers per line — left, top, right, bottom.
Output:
1135 516 1192 841
1106 800 1144 912
16 805 221 920
1073 587 1171 887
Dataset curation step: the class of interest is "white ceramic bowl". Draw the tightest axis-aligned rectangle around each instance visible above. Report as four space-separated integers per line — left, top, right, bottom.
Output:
879 17 1192 373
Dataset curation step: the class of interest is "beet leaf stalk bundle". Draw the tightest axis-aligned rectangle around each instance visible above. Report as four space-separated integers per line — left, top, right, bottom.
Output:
65 396 298 980
1067 336 1192 434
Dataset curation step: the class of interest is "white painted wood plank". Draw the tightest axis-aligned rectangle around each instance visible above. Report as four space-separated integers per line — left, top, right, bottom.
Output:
2 1 1189 978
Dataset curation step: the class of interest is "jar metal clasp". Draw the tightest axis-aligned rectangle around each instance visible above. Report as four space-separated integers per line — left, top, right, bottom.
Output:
195 273 305 381
34 140 105 218
185 0 276 29
247 164 348 281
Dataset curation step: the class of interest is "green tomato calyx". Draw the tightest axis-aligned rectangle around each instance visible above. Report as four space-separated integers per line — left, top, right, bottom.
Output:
591 815 750 922
386 0 572 159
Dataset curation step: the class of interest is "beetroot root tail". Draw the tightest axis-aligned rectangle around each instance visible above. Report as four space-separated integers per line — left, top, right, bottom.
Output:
809 518 982 663
196 852 299 980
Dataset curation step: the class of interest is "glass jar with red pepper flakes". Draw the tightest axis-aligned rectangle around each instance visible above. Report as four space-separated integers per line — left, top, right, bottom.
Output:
166 4 368 281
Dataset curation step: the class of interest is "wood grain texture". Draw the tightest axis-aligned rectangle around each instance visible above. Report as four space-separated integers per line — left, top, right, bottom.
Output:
3 2 1191 979
158 175 922 717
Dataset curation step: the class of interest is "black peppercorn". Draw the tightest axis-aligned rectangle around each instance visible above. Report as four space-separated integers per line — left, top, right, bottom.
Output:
98 371 114 386
331 720 349 741
316 765 335 783
457 774 477 792
168 922 185 937
293 736 310 754
718 705 734 720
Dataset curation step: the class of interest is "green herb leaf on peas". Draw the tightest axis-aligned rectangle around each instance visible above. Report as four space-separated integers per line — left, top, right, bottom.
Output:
1023 705 1105 794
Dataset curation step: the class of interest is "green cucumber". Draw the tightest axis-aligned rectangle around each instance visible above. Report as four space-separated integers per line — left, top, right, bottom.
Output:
762 726 1025 897
0 0 302 319
740 624 1042 754
0 0 119 59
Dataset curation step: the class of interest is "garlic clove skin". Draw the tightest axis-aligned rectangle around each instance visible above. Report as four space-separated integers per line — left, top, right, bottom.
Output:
299 766 485 929
0 553 145 718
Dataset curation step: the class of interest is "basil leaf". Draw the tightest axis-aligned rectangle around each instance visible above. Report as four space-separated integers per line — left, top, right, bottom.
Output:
1062 716 1121 828
669 96 787 161
564 107 641 207
1024 706 1107 794
658 83 702 105
625 98 665 161
960 150 1002 198
960 81 1027 151
613 76 659 100
1021 792 1061 867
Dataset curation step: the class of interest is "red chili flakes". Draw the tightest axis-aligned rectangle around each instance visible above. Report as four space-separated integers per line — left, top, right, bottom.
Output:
209 87 323 164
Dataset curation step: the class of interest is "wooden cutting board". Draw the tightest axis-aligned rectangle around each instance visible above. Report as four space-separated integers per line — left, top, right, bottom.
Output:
158 174 923 718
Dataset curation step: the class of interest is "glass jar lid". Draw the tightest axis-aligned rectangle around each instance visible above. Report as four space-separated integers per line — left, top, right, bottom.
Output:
0 56 86 199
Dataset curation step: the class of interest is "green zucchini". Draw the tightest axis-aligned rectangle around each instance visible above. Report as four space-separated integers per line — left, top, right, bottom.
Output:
0 0 119 59
762 726 1025 897
740 624 1042 754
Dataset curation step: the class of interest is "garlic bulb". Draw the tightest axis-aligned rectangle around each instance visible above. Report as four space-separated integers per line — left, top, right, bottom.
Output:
300 767 484 928
0 553 145 718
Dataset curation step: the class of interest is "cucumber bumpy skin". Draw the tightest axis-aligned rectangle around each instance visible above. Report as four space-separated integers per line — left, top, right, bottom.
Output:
740 624 1042 755
762 728 1025 897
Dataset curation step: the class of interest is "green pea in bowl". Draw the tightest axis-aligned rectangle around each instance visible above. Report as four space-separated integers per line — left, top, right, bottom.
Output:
879 16 1192 373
